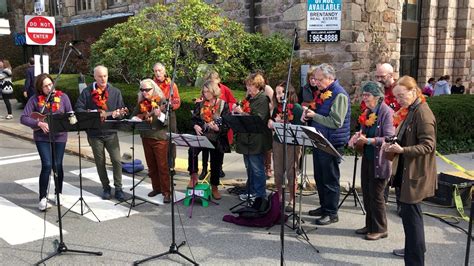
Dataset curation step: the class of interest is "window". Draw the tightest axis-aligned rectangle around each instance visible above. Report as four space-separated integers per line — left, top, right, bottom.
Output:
107 0 126 7
49 0 59 16
76 0 93 13
402 0 419 21
0 0 7 15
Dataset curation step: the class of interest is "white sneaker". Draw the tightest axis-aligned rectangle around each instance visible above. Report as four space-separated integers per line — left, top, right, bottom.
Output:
5 114 13 120
38 197 51 211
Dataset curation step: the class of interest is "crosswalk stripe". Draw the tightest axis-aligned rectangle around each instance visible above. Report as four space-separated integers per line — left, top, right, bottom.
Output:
70 167 186 205
0 155 40 166
15 177 138 222
0 196 62 245
0 152 38 160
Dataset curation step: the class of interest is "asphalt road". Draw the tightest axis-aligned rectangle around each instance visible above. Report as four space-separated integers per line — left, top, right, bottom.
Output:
0 133 472 265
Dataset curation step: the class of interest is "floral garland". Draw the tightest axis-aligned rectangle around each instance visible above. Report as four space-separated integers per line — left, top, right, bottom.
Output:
139 96 161 113
91 87 109 110
37 90 63 112
201 99 221 123
240 98 251 113
302 89 332 110
393 96 426 127
358 109 377 127
275 103 294 122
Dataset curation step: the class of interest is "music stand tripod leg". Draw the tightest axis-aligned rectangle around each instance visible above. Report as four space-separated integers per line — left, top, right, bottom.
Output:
337 154 365 215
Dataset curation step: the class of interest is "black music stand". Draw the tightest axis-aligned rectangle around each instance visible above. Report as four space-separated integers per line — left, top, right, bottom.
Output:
36 113 102 265
273 123 319 252
170 133 218 218
222 114 268 211
465 188 473 266
56 112 102 222
104 119 155 217
338 153 365 214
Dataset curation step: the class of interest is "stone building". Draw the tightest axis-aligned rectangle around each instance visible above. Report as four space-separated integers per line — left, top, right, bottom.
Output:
1 0 473 93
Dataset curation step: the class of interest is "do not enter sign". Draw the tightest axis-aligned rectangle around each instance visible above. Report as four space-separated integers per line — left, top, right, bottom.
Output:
25 15 56 46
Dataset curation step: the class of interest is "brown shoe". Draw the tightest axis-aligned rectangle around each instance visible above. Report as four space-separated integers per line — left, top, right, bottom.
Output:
148 190 161 197
212 185 221 200
355 227 368 235
187 173 198 188
365 232 388 240
163 193 171 204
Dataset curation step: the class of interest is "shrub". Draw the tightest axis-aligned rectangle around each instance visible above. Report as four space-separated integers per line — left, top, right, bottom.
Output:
90 0 291 86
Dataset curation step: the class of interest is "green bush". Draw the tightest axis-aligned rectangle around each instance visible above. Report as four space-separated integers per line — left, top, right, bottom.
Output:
90 0 291 86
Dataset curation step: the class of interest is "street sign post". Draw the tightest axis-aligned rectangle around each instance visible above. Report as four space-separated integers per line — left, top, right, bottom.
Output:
25 15 56 46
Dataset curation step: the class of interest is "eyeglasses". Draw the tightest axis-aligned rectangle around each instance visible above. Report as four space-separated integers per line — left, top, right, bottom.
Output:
361 93 373 98
140 88 152 92
375 74 388 79
42 83 53 89
310 77 325 82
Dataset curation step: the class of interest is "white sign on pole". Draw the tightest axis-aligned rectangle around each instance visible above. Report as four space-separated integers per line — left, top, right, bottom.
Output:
34 54 49 75
307 0 342 43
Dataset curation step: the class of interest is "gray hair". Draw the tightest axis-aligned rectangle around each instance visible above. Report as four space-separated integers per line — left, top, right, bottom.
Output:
153 62 166 72
137 78 165 103
94 65 108 75
315 63 336 80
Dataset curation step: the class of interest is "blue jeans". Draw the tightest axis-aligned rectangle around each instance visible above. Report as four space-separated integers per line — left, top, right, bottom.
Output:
312 148 342 216
243 153 266 198
36 141 66 200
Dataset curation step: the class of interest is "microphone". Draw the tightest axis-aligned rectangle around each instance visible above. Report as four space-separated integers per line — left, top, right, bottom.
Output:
178 41 186 57
293 29 300 51
68 42 84 59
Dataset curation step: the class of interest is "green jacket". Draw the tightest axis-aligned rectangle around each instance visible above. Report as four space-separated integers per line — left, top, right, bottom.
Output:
235 92 272 155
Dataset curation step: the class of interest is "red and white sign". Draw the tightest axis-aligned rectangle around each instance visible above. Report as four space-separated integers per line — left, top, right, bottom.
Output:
25 16 56 46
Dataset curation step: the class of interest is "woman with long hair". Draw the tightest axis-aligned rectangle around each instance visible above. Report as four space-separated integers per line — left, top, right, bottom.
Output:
132 78 171 203
20 73 73 211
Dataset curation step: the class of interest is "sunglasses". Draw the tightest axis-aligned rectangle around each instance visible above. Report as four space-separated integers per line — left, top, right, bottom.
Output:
140 88 152 92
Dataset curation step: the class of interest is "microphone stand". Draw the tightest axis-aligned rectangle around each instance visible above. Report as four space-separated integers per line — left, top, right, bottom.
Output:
35 44 102 265
134 41 197 266
278 28 299 266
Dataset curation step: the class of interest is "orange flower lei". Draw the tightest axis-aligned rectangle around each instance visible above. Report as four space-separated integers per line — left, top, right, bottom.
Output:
37 90 63 112
201 99 220 123
276 103 294 121
139 96 161 113
358 109 377 127
240 99 251 113
91 87 109 110
393 96 426 127
302 89 332 110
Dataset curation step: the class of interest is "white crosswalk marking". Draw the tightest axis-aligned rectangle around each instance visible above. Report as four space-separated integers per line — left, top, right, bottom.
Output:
70 167 186 205
0 196 62 245
15 177 138 222
0 155 40 166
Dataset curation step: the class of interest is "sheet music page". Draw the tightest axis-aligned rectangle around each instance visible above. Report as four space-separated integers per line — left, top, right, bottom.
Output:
301 125 342 158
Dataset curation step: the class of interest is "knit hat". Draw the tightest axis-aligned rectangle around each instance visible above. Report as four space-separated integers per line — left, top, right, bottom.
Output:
362 81 384 97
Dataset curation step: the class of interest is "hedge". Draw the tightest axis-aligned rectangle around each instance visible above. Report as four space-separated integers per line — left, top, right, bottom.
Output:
12 76 473 154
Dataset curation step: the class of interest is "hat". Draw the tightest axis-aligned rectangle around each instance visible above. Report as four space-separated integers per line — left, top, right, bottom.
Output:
121 152 133 164
362 81 384 97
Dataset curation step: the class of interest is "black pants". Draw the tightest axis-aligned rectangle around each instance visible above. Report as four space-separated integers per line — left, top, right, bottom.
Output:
401 202 426 266
361 156 388 233
209 147 224 186
2 93 12 115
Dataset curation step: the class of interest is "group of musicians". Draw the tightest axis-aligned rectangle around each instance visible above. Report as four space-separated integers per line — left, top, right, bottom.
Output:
20 61 436 265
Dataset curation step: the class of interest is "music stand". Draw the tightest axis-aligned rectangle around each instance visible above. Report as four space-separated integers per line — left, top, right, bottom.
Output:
222 114 268 211
170 133 218 218
337 153 365 214
104 119 155 216
465 187 473 266
273 123 319 252
57 112 102 222
35 113 102 265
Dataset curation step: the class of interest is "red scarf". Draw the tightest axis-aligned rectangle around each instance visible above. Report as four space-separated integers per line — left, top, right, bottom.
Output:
275 103 294 122
139 96 161 113
201 99 221 123
91 85 108 110
37 90 63 112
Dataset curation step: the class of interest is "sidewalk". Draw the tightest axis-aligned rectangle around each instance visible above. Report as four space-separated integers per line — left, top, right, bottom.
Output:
1 99 473 189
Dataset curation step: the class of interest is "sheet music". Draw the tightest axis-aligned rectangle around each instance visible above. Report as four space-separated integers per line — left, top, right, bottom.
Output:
273 123 313 147
301 126 342 158
169 133 215 149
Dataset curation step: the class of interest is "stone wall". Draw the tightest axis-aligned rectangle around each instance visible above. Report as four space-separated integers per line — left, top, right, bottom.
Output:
418 0 472 91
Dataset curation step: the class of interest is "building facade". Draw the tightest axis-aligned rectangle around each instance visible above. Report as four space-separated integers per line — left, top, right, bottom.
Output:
2 0 473 93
